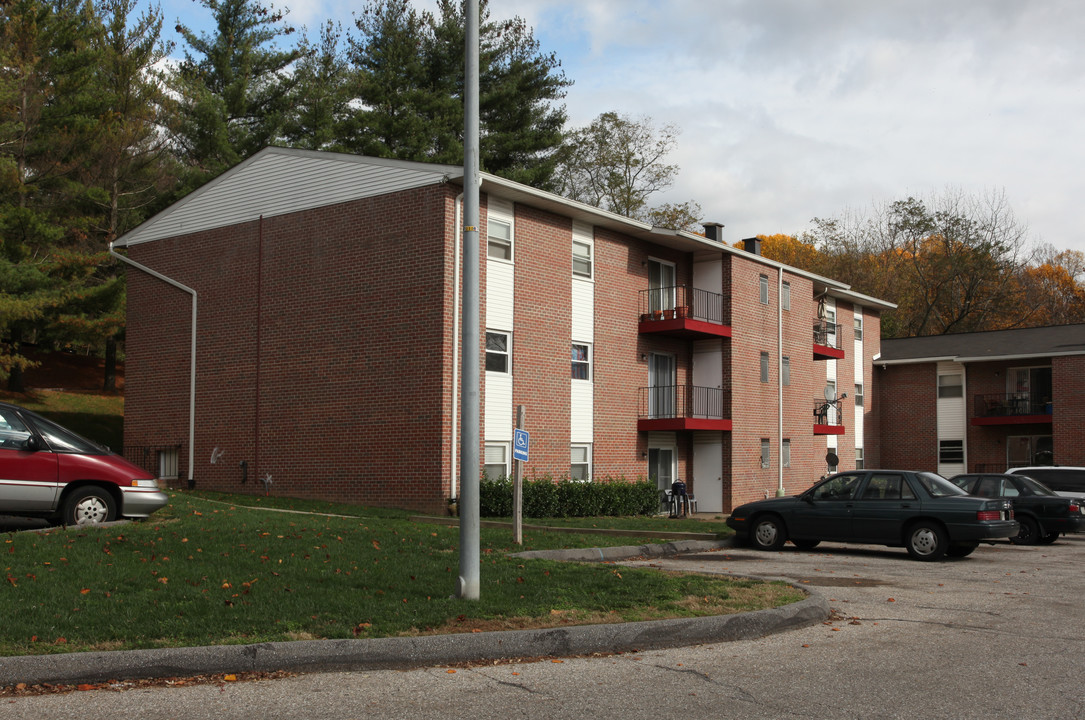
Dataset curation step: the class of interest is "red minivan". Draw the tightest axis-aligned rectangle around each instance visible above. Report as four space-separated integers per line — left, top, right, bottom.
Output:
0 401 168 526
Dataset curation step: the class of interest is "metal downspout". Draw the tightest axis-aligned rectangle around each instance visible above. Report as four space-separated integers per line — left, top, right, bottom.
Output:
452 193 464 501
777 267 785 497
108 242 197 487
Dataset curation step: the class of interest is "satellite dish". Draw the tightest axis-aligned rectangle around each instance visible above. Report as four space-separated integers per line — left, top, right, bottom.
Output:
824 385 837 401
826 452 839 466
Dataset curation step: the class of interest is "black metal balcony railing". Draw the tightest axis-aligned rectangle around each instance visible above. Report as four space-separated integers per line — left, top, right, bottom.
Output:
812 399 844 426
639 285 726 325
813 319 841 349
122 444 183 478
638 385 726 420
974 393 1053 418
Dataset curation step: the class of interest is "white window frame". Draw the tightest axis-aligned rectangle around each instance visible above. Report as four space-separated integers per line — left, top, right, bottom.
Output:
572 240 592 278
855 383 864 407
856 447 865 469
760 352 769 383
571 443 592 481
487 218 513 262
760 439 771 469
781 281 791 311
484 443 509 479
853 315 863 341
486 330 511 374
759 274 769 305
571 342 591 381
781 356 790 386
782 439 791 468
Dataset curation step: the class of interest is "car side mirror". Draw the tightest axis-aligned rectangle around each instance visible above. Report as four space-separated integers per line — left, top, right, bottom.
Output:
22 435 40 452
801 493 815 504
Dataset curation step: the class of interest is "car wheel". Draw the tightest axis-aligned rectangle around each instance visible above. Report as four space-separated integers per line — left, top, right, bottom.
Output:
751 515 787 551
905 521 948 561
63 487 116 527
946 543 978 558
791 539 821 550
1038 531 1060 545
1010 516 1039 546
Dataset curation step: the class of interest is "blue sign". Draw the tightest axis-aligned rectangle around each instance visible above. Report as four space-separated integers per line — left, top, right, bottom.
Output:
513 428 530 462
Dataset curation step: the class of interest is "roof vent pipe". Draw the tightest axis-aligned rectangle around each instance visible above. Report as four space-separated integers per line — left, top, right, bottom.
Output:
742 237 762 255
703 222 724 242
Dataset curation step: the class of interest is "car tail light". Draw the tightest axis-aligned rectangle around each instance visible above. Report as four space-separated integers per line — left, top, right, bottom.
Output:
1070 501 1082 515
976 510 1002 521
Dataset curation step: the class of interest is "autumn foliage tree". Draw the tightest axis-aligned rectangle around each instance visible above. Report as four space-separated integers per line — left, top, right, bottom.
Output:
756 190 1080 339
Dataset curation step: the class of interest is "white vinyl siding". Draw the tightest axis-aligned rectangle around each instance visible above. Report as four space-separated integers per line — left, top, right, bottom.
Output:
116 148 455 247
571 220 594 447
936 361 967 476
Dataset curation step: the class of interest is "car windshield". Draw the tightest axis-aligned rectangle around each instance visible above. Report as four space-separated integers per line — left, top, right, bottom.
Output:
25 411 108 454
1016 475 1057 496
914 472 968 498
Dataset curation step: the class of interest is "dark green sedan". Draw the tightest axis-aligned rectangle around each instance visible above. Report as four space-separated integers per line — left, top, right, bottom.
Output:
726 470 1019 561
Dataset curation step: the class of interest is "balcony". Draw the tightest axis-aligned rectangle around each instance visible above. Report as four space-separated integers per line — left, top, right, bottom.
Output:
638 385 732 432
638 286 731 339
972 393 1053 426
813 399 845 435
813 319 845 360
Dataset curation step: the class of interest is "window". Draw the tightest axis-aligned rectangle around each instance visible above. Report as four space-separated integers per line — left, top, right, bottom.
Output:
853 315 863 340
938 374 963 398
572 240 592 278
782 281 791 311
487 218 512 261
759 275 769 304
811 473 861 500
486 331 510 373
855 383 864 407
484 444 508 479
856 447 864 470
781 356 790 386
571 444 591 481
939 440 964 464
760 439 770 469
158 448 179 480
571 343 591 380
760 352 769 383
782 439 791 468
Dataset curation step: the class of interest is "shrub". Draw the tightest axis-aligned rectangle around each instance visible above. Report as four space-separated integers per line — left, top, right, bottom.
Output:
479 475 659 518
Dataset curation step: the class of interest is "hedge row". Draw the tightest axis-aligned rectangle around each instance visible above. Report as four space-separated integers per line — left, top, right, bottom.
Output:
478 476 661 518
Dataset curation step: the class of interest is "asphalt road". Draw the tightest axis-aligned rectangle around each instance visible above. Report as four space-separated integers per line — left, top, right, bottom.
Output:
5 535 1085 719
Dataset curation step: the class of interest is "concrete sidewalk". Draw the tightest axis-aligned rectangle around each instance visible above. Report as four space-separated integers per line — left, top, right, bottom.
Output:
0 539 828 687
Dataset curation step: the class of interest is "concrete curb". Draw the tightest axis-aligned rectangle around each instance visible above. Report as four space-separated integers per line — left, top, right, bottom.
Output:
0 541 829 686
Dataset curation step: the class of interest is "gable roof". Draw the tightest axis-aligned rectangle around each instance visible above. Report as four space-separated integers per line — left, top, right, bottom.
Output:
879 324 1085 364
114 147 894 310
115 148 461 247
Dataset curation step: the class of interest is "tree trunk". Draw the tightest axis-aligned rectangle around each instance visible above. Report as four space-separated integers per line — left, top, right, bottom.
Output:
104 336 117 392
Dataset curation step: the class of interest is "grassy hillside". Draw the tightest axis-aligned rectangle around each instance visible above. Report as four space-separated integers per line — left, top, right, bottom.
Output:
1 349 124 450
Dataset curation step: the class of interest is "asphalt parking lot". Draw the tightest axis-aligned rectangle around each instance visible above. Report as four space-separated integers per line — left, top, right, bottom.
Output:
5 534 1084 719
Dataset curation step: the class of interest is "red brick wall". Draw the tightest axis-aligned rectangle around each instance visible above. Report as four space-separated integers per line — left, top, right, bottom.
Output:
877 363 938 469
127 184 459 513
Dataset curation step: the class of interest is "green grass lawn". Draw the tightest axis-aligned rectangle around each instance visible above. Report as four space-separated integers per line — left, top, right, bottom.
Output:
1 491 800 657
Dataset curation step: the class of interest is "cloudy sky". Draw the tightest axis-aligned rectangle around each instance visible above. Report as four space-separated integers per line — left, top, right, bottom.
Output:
156 0 1085 255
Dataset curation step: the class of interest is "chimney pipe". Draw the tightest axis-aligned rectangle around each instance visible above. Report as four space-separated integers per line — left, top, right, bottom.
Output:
703 222 724 242
742 237 762 255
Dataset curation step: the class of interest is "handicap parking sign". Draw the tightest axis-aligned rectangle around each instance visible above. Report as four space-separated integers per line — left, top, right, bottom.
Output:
513 428 530 462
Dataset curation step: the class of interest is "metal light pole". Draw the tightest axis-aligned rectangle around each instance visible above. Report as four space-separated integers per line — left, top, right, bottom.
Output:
457 0 481 601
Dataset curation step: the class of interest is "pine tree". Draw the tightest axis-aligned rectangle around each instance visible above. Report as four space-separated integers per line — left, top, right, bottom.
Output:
166 0 303 189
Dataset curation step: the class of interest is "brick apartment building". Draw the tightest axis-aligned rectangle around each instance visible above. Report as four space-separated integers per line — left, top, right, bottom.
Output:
114 147 893 514
878 325 1085 476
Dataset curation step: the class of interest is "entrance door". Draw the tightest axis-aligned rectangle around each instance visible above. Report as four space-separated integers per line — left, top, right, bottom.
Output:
693 435 723 513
